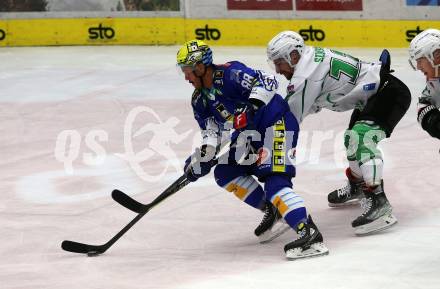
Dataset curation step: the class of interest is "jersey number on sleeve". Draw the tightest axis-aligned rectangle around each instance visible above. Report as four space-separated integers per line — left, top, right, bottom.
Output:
329 50 360 85
241 73 254 90
329 58 360 84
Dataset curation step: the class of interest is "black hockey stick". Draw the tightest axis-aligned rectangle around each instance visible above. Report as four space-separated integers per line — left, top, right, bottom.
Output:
62 140 231 256
61 174 189 256
112 156 224 213
112 141 243 213
112 176 190 213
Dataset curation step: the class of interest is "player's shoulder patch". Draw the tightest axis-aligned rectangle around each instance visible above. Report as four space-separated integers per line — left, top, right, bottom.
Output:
214 78 224 86
214 70 224 79
363 83 376 91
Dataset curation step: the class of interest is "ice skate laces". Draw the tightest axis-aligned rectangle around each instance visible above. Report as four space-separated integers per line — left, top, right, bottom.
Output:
337 183 351 198
261 205 274 225
360 197 373 216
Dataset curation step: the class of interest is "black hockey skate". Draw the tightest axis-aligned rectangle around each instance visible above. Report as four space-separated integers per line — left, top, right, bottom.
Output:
351 181 397 235
254 202 290 244
328 168 364 207
284 215 329 260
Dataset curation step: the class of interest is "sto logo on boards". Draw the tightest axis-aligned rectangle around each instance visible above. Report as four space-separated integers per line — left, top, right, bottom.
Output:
88 24 115 40
299 25 325 42
195 25 221 41
0 29 5 41
406 26 424 42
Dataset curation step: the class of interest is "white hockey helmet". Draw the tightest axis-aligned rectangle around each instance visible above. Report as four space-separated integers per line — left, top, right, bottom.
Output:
408 28 440 71
267 31 305 68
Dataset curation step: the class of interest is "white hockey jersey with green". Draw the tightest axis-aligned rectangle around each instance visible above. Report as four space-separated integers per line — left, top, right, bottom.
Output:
419 79 440 109
285 46 382 123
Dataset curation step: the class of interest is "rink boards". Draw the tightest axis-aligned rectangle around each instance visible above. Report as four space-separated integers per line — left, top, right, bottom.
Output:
0 18 440 47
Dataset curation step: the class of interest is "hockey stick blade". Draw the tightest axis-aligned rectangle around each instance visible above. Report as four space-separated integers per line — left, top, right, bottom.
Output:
112 189 146 213
61 240 105 255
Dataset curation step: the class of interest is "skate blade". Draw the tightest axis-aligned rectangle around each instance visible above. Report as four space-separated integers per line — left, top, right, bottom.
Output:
259 223 291 244
328 198 361 208
285 243 329 260
354 213 398 236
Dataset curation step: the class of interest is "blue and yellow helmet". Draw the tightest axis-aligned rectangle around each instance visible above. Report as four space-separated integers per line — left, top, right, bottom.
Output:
177 40 213 67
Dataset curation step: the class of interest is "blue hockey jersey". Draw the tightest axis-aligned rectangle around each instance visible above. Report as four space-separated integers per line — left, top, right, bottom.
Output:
191 61 290 148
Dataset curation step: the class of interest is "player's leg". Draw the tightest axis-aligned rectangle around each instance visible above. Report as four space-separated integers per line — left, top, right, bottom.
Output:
214 164 266 210
214 163 284 242
345 73 411 235
257 113 328 259
344 120 397 234
263 175 328 260
332 122 386 208
328 109 366 207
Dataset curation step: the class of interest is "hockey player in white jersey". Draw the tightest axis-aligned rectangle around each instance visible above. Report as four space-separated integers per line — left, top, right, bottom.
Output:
267 31 411 235
409 28 440 141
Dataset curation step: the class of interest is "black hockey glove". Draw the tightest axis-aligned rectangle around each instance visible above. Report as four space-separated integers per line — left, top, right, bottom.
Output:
184 145 216 182
418 105 440 139
233 102 255 131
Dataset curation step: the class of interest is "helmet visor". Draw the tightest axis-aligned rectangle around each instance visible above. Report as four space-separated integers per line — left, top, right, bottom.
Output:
176 63 196 76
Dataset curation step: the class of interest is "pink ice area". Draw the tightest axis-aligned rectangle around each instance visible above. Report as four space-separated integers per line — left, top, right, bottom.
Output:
0 46 439 289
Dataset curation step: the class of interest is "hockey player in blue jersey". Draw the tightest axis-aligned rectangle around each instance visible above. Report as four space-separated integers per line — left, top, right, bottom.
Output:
176 39 328 260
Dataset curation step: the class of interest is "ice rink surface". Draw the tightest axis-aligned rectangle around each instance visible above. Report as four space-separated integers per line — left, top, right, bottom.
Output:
1 46 439 289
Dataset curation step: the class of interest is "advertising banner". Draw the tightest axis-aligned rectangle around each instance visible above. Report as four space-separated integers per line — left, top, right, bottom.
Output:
406 0 440 5
0 0 180 12
1 18 440 47
295 0 363 11
227 0 293 10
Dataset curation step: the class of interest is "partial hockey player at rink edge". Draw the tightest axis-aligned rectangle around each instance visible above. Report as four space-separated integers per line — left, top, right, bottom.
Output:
176 39 329 260
409 28 440 141
266 31 411 235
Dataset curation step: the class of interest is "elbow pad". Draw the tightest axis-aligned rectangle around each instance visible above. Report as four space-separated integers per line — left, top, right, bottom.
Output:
418 105 440 139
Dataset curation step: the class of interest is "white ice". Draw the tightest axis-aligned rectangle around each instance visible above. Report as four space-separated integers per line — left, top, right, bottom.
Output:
0 46 439 289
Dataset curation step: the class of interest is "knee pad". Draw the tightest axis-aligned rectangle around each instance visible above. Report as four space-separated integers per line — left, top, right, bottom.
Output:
344 121 385 187
344 121 386 164
222 175 261 201
269 187 307 228
214 164 264 209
